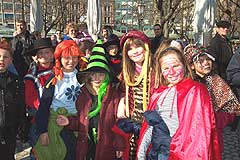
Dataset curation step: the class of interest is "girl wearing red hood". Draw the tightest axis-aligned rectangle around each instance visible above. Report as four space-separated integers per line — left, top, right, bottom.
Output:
137 47 221 160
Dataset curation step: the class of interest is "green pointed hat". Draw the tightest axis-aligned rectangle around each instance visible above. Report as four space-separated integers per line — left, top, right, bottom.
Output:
78 39 110 74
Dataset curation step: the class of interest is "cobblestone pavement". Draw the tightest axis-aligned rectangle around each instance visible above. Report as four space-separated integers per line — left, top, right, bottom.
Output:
222 126 240 160
15 126 240 160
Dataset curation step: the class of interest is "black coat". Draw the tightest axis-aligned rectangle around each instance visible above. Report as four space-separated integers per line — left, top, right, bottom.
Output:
207 33 233 81
11 31 35 77
0 71 25 159
226 47 240 100
151 34 165 54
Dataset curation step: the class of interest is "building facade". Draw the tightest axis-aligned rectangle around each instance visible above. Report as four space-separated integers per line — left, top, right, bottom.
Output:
0 0 155 33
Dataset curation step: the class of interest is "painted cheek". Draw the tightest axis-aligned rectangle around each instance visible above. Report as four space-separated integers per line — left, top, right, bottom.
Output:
162 69 170 79
175 67 184 80
162 66 184 79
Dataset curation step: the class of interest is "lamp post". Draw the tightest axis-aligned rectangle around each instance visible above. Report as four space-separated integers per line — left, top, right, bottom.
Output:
137 2 144 31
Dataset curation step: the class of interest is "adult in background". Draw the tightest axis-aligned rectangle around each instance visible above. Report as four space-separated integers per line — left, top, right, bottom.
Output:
227 46 240 132
55 30 63 45
63 22 79 44
11 19 35 78
151 24 165 54
207 20 232 81
101 25 113 43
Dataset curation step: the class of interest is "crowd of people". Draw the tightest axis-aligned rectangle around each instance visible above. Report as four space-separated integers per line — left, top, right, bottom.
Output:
0 18 240 160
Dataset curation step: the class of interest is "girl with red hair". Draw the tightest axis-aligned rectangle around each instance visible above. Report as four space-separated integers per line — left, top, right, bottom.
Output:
34 40 87 160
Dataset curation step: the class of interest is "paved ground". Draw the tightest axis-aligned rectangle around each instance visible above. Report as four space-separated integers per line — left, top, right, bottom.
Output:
15 125 240 160
222 125 240 160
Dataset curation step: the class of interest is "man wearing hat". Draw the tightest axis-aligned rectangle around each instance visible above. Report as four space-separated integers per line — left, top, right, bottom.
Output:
23 38 54 159
208 20 233 81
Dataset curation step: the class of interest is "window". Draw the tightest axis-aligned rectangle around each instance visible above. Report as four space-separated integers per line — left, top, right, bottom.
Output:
5 13 13 20
3 3 13 10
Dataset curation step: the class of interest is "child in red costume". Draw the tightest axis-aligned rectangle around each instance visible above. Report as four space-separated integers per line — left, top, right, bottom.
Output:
24 38 54 159
24 38 54 113
137 47 221 160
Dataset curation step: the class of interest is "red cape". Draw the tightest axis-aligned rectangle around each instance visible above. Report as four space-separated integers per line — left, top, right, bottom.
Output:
138 79 221 160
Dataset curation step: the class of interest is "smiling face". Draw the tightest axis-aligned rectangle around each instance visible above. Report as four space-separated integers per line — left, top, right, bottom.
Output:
34 48 54 67
0 48 12 73
192 55 213 77
160 53 185 86
89 72 106 88
107 45 119 56
127 44 145 66
68 27 78 38
61 56 79 72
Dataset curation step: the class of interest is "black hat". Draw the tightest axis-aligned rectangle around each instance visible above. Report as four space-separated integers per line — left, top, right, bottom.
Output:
25 38 54 56
103 34 120 49
78 39 110 75
216 20 231 29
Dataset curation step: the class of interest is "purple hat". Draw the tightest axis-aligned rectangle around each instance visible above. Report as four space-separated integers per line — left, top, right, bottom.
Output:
120 30 150 49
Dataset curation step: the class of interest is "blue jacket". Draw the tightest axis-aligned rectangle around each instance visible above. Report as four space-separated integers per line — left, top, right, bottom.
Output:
35 75 55 134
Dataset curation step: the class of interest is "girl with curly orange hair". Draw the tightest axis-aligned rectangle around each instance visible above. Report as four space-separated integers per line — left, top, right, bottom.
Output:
34 40 87 160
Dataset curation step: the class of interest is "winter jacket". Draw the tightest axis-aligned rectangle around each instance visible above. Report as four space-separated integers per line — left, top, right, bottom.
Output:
226 47 240 100
0 71 25 158
151 34 165 54
66 84 125 160
208 33 233 81
24 64 52 113
11 31 35 77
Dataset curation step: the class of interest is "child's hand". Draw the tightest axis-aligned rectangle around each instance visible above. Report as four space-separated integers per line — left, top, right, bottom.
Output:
116 151 123 159
117 98 127 118
31 55 38 63
39 132 49 146
56 115 69 126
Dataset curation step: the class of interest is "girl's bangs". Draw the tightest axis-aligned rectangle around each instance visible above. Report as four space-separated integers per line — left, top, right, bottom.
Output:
61 46 81 57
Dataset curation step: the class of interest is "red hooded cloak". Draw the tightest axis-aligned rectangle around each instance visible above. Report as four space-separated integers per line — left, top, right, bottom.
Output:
138 78 221 160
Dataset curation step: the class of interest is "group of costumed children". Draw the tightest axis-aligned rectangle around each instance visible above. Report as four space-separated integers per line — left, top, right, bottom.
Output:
3 29 239 160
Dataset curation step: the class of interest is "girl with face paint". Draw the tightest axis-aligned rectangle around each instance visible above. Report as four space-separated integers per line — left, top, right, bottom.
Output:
137 47 221 160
